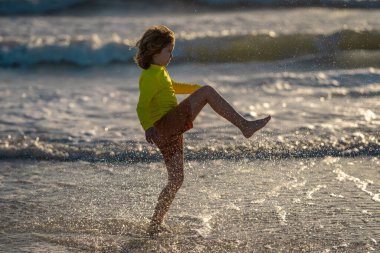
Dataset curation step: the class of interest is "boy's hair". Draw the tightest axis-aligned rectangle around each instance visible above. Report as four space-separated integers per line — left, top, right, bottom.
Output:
134 25 175 69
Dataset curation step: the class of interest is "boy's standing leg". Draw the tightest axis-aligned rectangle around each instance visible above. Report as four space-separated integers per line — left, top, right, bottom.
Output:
148 138 184 235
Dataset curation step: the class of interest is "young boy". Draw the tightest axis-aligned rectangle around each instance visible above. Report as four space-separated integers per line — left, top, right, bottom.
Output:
135 25 271 235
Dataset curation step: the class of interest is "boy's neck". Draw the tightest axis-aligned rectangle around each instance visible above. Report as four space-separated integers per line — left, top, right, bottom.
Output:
150 63 164 69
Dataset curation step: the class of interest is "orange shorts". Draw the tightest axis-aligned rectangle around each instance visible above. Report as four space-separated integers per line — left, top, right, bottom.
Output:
153 98 193 161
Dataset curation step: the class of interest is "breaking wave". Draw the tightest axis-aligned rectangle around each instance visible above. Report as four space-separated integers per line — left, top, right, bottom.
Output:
1 0 379 15
193 0 380 8
0 0 88 15
1 29 379 67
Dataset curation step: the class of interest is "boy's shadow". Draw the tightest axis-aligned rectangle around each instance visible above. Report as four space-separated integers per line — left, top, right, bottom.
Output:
120 238 150 253
119 234 175 253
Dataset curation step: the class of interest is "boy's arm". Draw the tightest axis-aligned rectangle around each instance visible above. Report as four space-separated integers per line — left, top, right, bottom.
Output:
172 79 202 94
136 77 159 131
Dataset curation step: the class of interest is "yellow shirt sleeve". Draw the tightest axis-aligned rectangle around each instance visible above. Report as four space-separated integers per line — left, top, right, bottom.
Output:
172 79 202 94
136 75 159 130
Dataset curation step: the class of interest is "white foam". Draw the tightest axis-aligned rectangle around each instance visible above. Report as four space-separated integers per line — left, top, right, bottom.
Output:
334 168 380 203
329 193 344 199
268 178 306 197
275 205 287 225
358 108 377 122
252 198 266 204
322 156 341 165
226 203 241 211
194 213 214 238
372 194 380 203
292 198 301 203
307 185 327 199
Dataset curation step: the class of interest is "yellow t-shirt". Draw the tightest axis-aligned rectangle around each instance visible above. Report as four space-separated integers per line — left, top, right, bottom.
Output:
136 64 202 131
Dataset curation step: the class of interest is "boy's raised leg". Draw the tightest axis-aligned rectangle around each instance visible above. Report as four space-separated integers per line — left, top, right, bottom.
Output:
188 85 271 138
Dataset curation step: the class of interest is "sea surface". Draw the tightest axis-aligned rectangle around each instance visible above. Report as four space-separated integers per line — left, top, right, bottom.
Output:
0 0 379 252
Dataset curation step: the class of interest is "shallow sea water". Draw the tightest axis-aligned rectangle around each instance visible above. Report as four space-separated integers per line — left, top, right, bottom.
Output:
1 157 379 252
0 60 379 252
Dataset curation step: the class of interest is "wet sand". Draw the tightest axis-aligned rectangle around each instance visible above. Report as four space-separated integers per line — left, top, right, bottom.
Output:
0 157 379 252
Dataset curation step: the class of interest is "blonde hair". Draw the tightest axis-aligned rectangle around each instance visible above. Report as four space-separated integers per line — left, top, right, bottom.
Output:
134 25 175 69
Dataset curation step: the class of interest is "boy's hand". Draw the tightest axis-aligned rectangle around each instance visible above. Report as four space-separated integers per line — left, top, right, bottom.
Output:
145 127 158 144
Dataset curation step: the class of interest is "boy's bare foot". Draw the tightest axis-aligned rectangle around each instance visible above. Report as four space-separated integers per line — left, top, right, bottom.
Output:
242 115 271 138
147 223 172 237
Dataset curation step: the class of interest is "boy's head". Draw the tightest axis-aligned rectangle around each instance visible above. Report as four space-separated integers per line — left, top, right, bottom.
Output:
135 25 175 69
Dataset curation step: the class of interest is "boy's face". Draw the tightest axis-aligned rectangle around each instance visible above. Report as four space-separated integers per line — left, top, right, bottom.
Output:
152 42 174 67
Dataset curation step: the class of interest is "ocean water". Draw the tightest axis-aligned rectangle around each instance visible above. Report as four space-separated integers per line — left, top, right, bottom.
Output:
0 0 379 252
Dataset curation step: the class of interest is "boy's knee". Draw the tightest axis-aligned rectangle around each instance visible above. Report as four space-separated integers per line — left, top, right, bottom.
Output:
169 174 184 190
200 85 215 95
175 174 184 188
